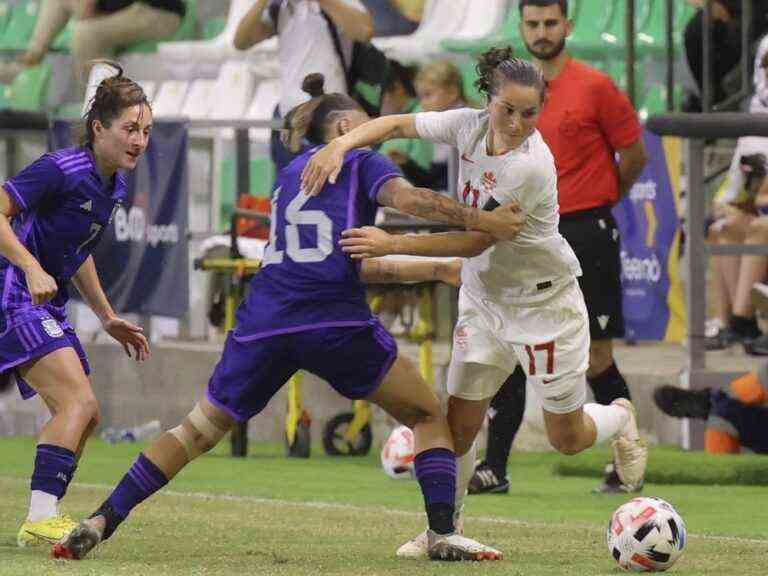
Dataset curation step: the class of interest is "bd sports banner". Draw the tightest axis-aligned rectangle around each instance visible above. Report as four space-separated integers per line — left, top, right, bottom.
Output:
613 131 686 341
50 120 189 318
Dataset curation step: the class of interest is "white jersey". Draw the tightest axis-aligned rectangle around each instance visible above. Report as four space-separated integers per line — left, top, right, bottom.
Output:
415 108 582 304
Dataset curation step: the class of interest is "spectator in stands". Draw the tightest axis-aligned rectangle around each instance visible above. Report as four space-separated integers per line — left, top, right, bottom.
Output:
233 0 374 175
683 0 768 111
468 0 648 496
654 365 768 454
706 152 768 351
362 0 423 37
0 1 185 87
706 36 768 352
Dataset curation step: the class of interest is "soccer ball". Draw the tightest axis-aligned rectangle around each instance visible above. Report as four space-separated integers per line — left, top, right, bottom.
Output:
607 497 686 572
380 425 415 479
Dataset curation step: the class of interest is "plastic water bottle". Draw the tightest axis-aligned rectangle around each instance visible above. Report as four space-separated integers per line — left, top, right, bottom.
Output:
101 420 162 444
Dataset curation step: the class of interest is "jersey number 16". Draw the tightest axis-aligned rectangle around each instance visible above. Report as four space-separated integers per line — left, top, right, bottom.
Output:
262 187 333 265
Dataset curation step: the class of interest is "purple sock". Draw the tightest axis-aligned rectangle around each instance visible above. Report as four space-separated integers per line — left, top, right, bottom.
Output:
107 453 168 520
31 444 76 499
60 465 77 500
414 447 456 535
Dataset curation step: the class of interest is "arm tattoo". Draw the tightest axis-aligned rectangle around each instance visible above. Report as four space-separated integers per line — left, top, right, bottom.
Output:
403 187 480 228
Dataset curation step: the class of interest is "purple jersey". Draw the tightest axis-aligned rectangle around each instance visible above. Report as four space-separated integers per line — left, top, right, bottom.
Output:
1 147 127 327
234 147 400 341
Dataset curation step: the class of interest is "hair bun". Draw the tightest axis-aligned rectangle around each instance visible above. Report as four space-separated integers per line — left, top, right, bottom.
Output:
302 73 325 98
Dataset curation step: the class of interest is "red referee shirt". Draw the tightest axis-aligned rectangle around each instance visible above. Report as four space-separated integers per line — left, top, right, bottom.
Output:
537 58 642 214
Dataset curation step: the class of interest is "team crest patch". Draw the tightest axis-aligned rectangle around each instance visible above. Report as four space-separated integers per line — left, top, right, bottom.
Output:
41 318 64 338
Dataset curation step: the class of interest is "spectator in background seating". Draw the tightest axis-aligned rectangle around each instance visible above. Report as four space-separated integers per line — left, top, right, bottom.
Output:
382 60 472 192
362 0 423 37
654 364 768 454
0 1 184 87
683 0 768 111
233 0 374 175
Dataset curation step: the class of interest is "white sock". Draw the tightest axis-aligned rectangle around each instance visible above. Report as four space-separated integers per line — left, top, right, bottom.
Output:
454 441 476 524
27 490 58 522
583 402 630 445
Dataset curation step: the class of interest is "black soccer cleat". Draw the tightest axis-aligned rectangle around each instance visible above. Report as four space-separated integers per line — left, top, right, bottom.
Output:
593 462 643 494
468 462 509 495
653 385 711 419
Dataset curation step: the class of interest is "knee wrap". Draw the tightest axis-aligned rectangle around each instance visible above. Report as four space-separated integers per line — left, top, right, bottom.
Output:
169 403 227 460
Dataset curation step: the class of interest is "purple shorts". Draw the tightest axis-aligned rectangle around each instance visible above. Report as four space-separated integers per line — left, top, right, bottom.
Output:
207 319 397 422
0 309 90 400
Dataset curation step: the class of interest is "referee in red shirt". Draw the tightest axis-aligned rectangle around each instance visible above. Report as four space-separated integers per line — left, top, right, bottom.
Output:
469 0 648 495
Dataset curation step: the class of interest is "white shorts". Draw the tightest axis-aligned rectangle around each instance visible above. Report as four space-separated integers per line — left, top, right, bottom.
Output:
446 280 590 414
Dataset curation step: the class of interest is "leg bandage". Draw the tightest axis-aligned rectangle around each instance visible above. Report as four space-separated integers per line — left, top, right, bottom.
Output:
169 403 227 460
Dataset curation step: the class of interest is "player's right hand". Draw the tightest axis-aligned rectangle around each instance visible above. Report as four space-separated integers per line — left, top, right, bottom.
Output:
340 226 396 259
23 264 58 304
301 140 346 196
482 203 525 241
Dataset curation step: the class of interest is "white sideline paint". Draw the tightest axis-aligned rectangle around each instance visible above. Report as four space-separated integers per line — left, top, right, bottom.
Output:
1 476 765 546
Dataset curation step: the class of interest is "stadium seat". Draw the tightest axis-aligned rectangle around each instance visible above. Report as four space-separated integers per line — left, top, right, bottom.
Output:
439 0 509 54
635 0 667 56
51 18 73 52
5 63 51 111
569 0 616 58
458 59 484 106
120 0 197 54
138 80 157 103
209 61 256 120
202 17 226 40
442 4 521 56
152 80 190 117
246 79 281 141
0 1 39 51
373 0 470 62
638 82 667 121
157 0 261 63
181 78 216 119
0 2 12 38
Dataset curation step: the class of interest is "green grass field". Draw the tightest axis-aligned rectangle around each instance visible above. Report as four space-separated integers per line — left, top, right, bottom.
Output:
2 437 767 575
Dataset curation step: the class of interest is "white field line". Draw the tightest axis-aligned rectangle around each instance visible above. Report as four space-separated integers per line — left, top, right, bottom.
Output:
3 476 767 546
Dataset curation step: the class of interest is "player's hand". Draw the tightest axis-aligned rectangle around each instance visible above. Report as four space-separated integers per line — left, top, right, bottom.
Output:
23 263 58 305
301 140 346 196
340 226 396 259
103 316 150 361
480 202 525 241
438 259 462 287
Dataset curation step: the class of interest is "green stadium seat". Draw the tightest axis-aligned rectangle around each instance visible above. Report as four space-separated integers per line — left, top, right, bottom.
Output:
51 18 74 52
638 83 668 121
220 156 275 229
202 17 226 40
0 2 12 37
0 1 40 51
5 63 51 111
458 59 484 105
636 0 668 56
568 0 616 58
120 0 197 54
442 6 521 55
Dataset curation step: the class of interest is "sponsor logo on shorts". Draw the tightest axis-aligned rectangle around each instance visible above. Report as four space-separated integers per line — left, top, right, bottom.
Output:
41 319 64 338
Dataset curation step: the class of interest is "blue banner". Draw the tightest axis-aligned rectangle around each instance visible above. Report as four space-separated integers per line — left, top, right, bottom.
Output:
51 121 189 317
613 130 683 341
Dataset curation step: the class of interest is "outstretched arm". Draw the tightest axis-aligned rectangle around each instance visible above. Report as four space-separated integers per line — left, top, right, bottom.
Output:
361 258 461 286
318 0 374 41
342 226 494 259
72 256 150 361
233 0 275 50
376 177 524 241
302 115 419 195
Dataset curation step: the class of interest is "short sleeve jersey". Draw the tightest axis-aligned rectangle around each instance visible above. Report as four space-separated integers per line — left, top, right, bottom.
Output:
234 147 401 341
536 58 642 214
415 108 582 303
1 147 127 319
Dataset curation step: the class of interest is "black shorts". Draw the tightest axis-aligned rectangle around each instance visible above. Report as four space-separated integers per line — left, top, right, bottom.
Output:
559 206 625 340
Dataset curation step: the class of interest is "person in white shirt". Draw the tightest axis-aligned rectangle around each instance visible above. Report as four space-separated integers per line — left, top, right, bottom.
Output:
302 46 649 559
234 0 374 173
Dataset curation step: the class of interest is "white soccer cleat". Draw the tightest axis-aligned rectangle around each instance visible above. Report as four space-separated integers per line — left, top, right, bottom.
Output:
396 529 428 558
395 513 464 558
426 531 503 561
611 398 648 491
